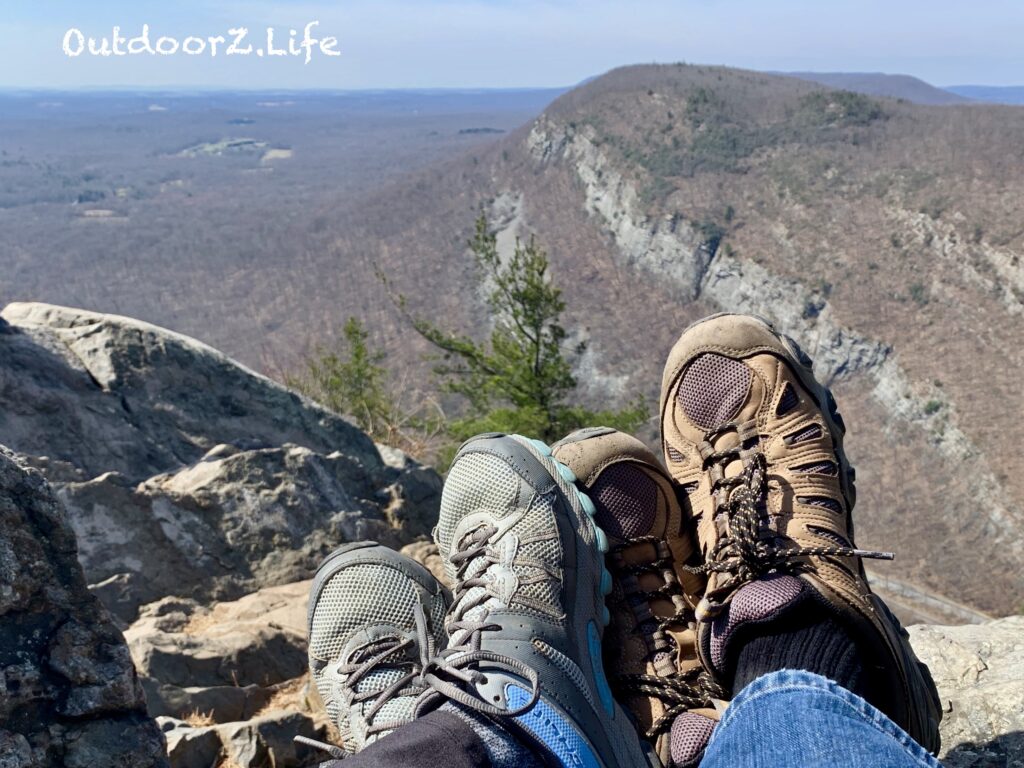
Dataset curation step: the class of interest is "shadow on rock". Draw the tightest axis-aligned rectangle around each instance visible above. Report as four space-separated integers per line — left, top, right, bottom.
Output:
944 731 1024 768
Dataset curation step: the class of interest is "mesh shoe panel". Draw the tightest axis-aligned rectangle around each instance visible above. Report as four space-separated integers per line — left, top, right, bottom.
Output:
670 712 716 768
786 424 822 444
666 446 687 464
798 496 844 514
679 354 752 430
511 495 564 619
309 555 447 745
310 564 421 662
775 383 799 416
435 452 520 583
590 464 657 540
353 667 411 735
806 525 852 548
792 460 838 475
708 575 806 671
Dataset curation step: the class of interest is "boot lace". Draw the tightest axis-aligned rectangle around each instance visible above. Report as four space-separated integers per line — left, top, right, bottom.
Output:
615 667 727 739
295 603 437 758
608 535 724 739
687 426 893 616
417 524 549 717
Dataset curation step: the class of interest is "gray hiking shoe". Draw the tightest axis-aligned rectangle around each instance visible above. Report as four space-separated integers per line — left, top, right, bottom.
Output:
305 541 450 756
422 433 656 768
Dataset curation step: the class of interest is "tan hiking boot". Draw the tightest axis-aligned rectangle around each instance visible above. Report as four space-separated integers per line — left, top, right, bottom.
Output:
659 313 942 754
552 427 721 766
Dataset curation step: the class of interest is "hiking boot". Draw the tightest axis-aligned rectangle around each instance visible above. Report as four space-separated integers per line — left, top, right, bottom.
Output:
551 427 721 766
423 433 655 768
305 541 451 756
659 313 942 753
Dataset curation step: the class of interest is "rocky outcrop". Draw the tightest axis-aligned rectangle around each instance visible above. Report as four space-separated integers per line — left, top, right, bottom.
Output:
0 303 443 624
0 301 444 766
0 447 167 767
909 617 1024 767
62 442 432 624
0 302 379 484
121 580 329 768
160 710 326 768
125 582 310 722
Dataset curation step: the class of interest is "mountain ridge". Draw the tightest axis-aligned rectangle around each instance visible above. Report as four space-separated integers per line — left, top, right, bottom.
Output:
3 63 1023 616
783 71 972 105
311 63 1024 618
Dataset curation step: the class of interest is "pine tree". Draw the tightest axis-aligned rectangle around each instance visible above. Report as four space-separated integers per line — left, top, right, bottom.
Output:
296 317 391 436
407 213 647 444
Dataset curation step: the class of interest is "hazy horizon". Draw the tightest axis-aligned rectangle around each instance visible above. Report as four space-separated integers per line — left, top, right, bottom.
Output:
3 1 1023 91
0 73 1020 96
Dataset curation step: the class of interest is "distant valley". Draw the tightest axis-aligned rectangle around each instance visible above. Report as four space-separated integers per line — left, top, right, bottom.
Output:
3 69 1023 620
945 85 1024 105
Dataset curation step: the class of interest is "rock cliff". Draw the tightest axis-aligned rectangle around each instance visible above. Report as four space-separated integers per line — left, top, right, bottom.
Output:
0 302 442 625
0 447 167 767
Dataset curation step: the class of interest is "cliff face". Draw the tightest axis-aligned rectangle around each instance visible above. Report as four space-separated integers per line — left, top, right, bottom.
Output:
0 447 167 767
518 111 1021 622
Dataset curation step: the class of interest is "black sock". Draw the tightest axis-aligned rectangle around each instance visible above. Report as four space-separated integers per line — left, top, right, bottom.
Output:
730 604 880 706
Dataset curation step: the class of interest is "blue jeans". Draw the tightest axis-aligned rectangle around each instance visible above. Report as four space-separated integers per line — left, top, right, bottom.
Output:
701 670 942 768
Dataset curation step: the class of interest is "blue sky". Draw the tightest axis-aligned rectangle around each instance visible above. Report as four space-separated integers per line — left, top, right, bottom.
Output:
2 0 1022 89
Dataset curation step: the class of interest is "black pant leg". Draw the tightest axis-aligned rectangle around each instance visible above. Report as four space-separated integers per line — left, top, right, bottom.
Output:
325 710 491 768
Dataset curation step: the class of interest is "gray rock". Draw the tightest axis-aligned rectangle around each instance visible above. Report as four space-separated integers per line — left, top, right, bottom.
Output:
126 582 308 694
0 731 33 768
62 443 407 623
61 717 170 768
125 581 310 724
159 711 324 768
0 303 444 623
217 710 324 768
0 302 381 484
379 460 445 543
163 723 221 768
909 617 1024 767
0 447 167 767
142 680 275 723
376 442 415 470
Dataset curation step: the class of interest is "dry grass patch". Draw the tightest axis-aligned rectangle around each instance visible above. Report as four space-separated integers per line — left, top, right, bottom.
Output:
256 674 310 717
184 709 217 728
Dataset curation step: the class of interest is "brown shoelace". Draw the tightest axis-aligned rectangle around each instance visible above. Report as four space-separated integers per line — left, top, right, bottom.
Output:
608 536 723 740
686 448 893 618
